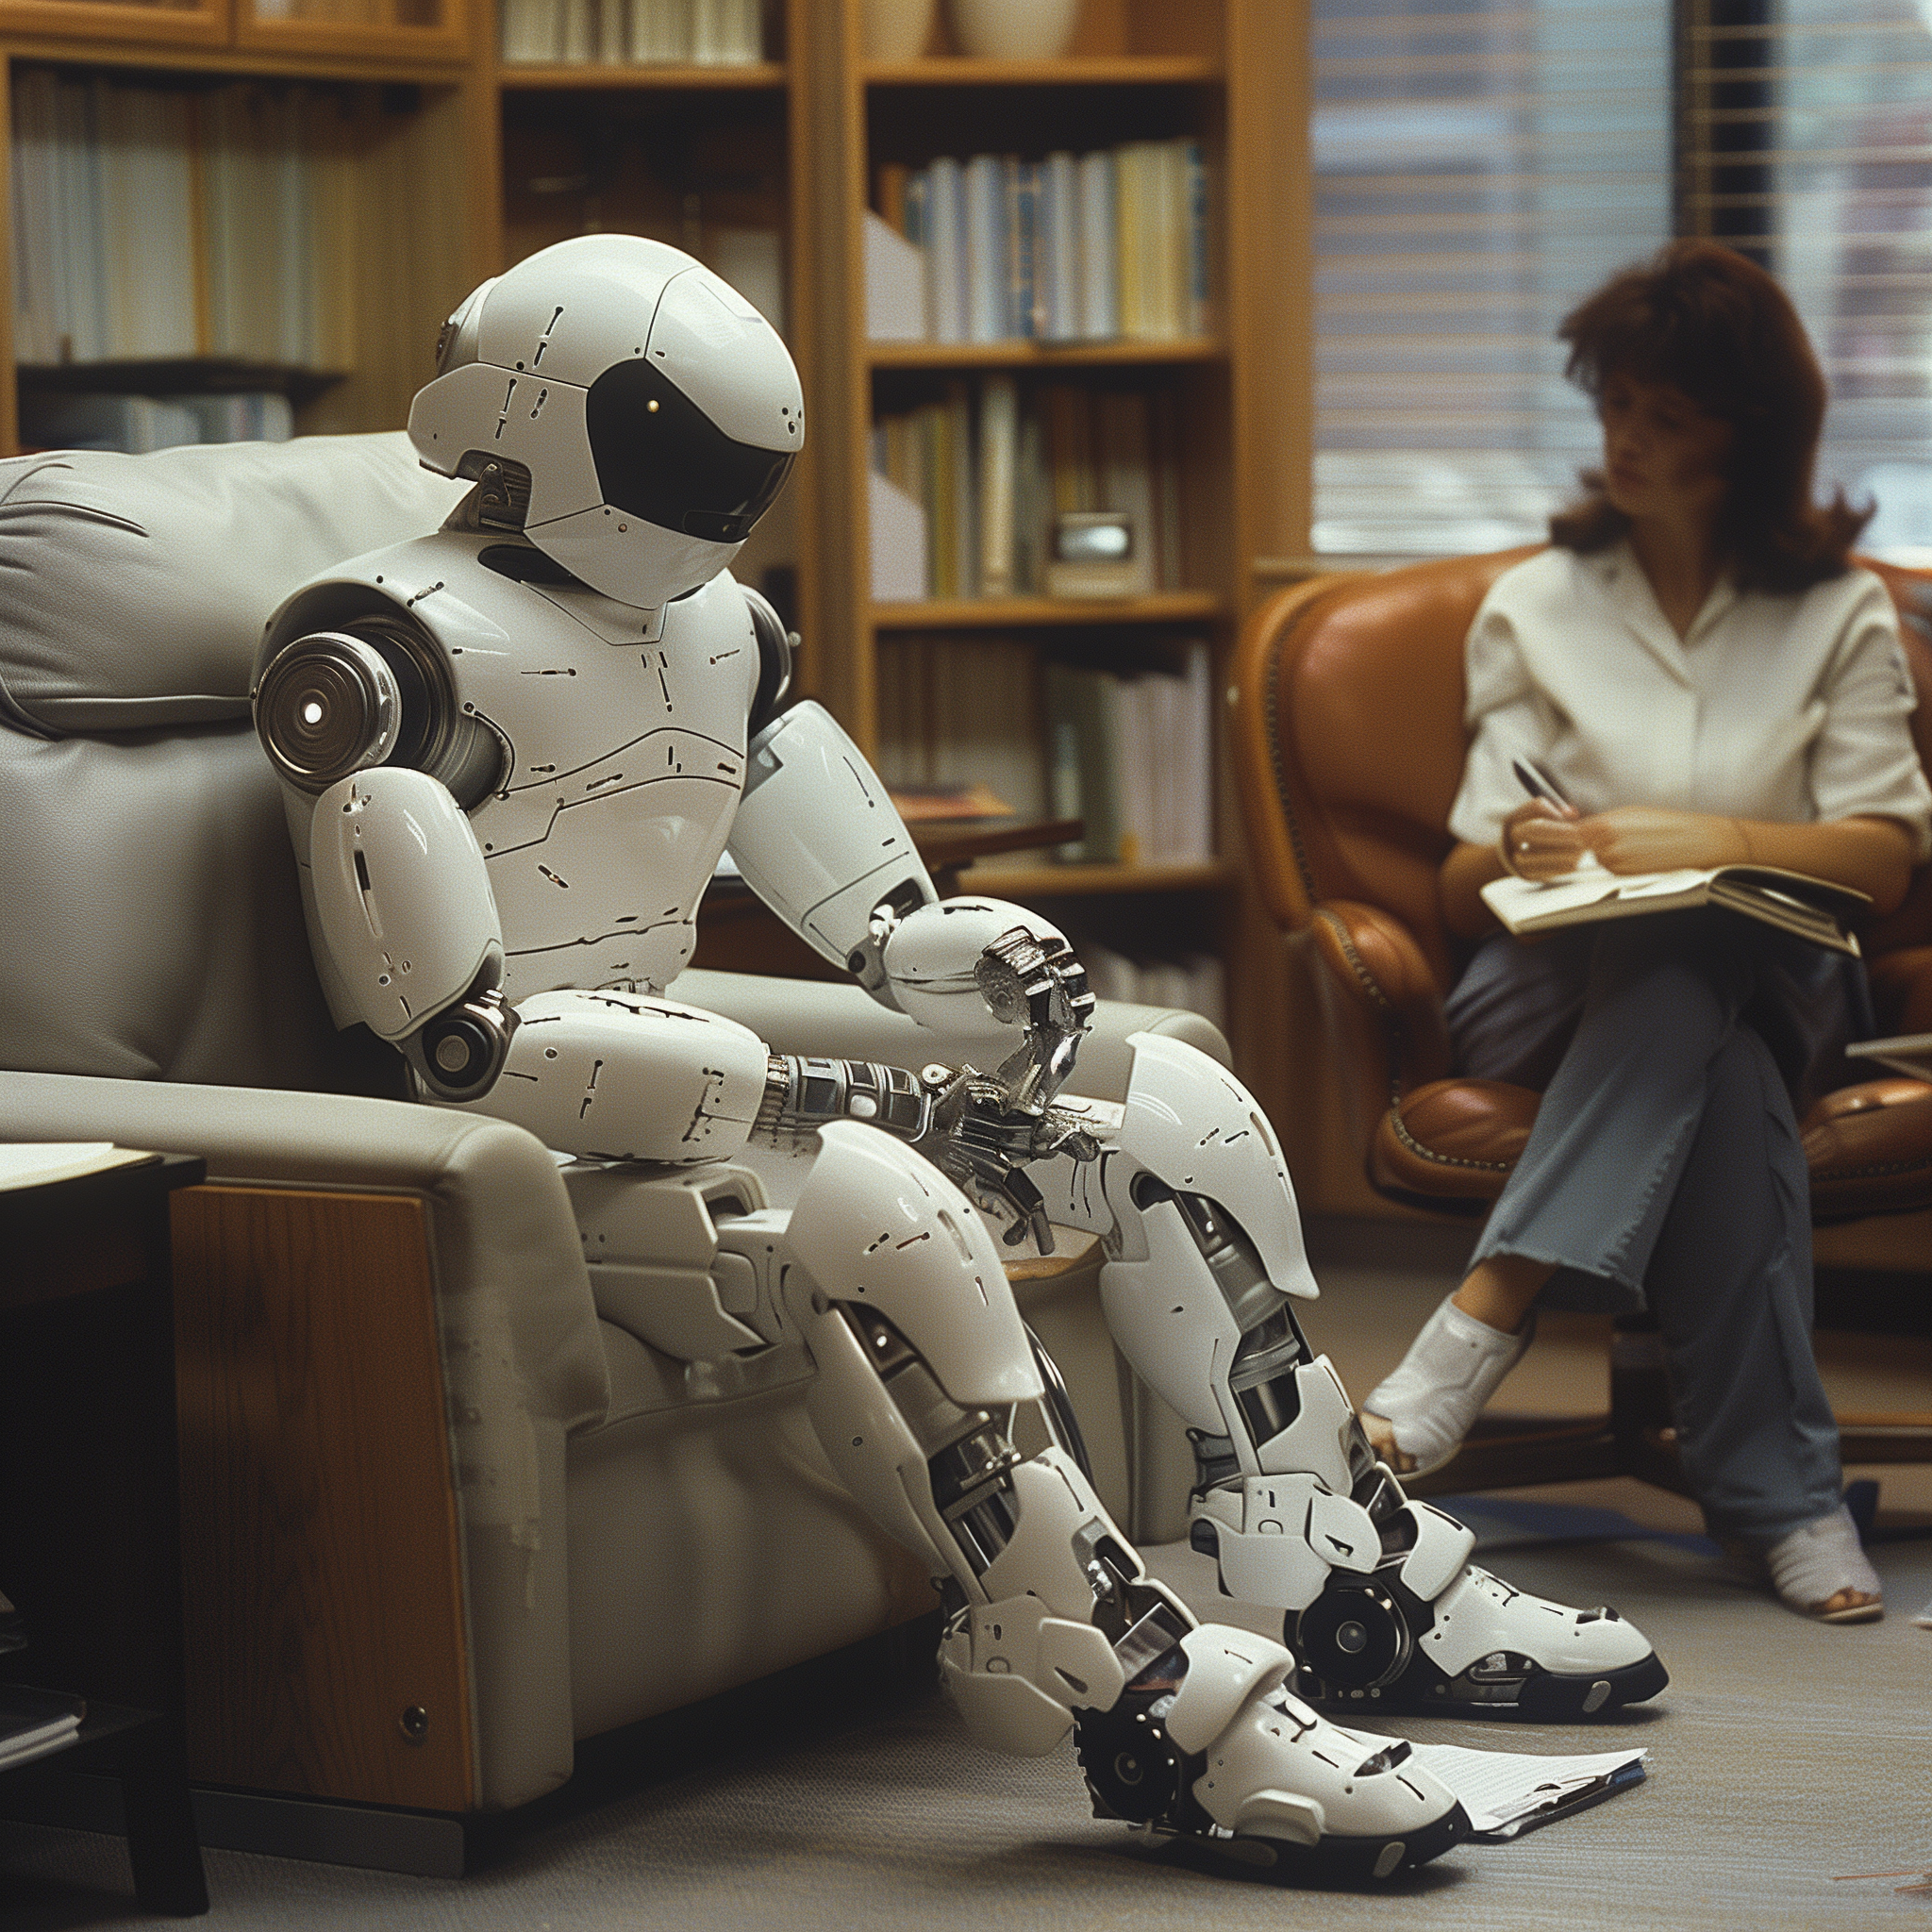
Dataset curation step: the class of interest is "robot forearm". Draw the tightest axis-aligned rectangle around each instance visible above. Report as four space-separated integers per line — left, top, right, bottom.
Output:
754 1052 1102 1253
725 702 1093 1074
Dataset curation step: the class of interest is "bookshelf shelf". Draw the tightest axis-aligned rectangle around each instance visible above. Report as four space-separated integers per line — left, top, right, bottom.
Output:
867 338 1222 370
872 592 1223 630
862 57 1219 88
959 858 1236 898
497 60 784 88
18 356 347 403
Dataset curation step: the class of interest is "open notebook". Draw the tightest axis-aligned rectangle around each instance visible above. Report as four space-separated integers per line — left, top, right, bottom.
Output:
1482 859 1868 957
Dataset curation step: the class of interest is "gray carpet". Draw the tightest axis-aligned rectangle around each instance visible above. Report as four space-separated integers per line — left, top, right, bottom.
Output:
8 1220 1932 1928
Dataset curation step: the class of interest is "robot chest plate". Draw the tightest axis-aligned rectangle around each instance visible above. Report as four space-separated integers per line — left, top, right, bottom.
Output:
448 570 758 994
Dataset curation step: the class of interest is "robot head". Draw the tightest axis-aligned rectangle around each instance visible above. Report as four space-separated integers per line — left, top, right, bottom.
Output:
409 234 803 609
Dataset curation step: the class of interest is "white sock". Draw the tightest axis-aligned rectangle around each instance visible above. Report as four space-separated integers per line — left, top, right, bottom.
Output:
1759 1506 1881 1617
1362 1291 1533 1473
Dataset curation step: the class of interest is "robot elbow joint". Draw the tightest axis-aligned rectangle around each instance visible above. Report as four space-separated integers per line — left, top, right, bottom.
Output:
402 986 519 1101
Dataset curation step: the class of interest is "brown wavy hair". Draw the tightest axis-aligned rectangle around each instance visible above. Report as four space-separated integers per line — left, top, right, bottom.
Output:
1549 238 1869 591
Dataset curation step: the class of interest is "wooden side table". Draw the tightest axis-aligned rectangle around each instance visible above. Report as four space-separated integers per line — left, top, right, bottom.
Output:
0 1151 210 1916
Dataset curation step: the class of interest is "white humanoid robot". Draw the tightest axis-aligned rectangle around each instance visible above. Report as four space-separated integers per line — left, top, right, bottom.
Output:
251 235 1664 1882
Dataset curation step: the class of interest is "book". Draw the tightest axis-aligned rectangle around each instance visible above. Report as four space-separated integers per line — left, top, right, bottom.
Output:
868 467 928 603
1040 151 1080 341
863 208 927 341
1074 148 1117 339
1844 1031 1932 1079
975 373 1019 597
924 156 966 343
961 153 1006 345
1480 861 1870 957
0 1142 160 1191
1005 157 1041 340
0 1687 87 1774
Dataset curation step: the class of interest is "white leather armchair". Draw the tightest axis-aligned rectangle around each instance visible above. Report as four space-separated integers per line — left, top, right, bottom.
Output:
0 436 1213 1862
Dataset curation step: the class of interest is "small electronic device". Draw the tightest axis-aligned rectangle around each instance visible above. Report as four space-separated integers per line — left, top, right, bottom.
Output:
1042 509 1147 597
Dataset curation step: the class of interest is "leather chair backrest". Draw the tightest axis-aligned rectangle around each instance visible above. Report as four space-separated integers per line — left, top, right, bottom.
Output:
0 435 465 1090
1237 546 1932 994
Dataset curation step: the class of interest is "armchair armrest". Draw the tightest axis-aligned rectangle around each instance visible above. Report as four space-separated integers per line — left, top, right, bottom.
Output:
0 1070 608 1814
1867 944 1932 1037
1305 900 1454 1150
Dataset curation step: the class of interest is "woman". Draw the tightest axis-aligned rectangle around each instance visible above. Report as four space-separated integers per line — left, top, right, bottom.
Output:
1359 239 1932 1623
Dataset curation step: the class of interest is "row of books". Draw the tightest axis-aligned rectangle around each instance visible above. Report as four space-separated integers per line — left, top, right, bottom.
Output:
1078 941 1227 1035
876 635 1214 870
10 72 356 372
22 390 296 454
869 140 1208 346
871 377 1182 602
1044 645 1215 867
499 0 764 65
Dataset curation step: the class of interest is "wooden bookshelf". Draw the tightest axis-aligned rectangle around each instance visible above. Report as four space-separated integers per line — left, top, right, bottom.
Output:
0 0 1303 1073
867 337 1223 369
0 20 490 454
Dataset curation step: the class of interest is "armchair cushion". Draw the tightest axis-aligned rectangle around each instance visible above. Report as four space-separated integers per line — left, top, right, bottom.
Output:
0 436 464 735
0 437 464 1092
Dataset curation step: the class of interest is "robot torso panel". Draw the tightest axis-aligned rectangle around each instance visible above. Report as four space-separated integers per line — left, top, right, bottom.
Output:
261 540 761 1002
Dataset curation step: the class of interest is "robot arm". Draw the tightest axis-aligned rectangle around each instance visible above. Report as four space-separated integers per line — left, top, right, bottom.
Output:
726 699 1091 1049
727 699 1100 1242
293 764 517 1102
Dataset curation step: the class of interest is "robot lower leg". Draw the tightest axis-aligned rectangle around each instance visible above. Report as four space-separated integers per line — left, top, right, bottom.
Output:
774 1121 1470 1878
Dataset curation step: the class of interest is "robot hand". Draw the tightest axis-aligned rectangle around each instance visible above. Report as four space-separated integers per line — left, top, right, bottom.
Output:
918 1059 1101 1252
968 924 1096 1112
879 900 1096 1097
886 910 1100 1251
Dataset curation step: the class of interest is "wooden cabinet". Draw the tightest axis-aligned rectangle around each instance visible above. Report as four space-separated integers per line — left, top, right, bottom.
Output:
0 0 225 51
234 0 471 62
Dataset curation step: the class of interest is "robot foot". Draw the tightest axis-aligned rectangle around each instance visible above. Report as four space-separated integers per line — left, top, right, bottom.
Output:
1291 1560 1668 1722
1074 1627 1469 1882
1191 1483 1666 1722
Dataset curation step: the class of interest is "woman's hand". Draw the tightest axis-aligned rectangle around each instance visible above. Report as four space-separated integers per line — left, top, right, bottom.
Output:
1576 807 1746 874
1499 798 1587 880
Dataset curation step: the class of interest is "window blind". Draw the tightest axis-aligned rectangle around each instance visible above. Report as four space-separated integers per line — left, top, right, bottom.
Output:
1309 0 1673 554
1685 0 1932 563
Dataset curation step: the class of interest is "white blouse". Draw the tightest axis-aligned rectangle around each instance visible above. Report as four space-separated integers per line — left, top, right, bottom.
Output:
1447 541 1932 863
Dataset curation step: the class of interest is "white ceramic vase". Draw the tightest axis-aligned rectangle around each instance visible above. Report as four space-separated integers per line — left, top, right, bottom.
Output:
948 0 1080 60
863 0 938 60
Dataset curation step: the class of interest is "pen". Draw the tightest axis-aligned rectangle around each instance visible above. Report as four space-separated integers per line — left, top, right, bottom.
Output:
1511 757 1574 810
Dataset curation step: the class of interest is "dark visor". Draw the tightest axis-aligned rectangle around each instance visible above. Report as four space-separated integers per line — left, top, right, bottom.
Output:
586 358 795 544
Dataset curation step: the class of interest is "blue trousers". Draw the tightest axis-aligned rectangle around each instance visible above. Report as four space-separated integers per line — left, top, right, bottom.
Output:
1446 910 1864 1542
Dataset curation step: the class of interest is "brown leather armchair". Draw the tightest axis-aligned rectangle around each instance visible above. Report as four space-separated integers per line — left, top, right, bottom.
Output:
1231 548 1932 1492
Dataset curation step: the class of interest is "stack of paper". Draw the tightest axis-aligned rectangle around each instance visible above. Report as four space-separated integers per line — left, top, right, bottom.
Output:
0 1687 87 1774
1403 1741 1648 1840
